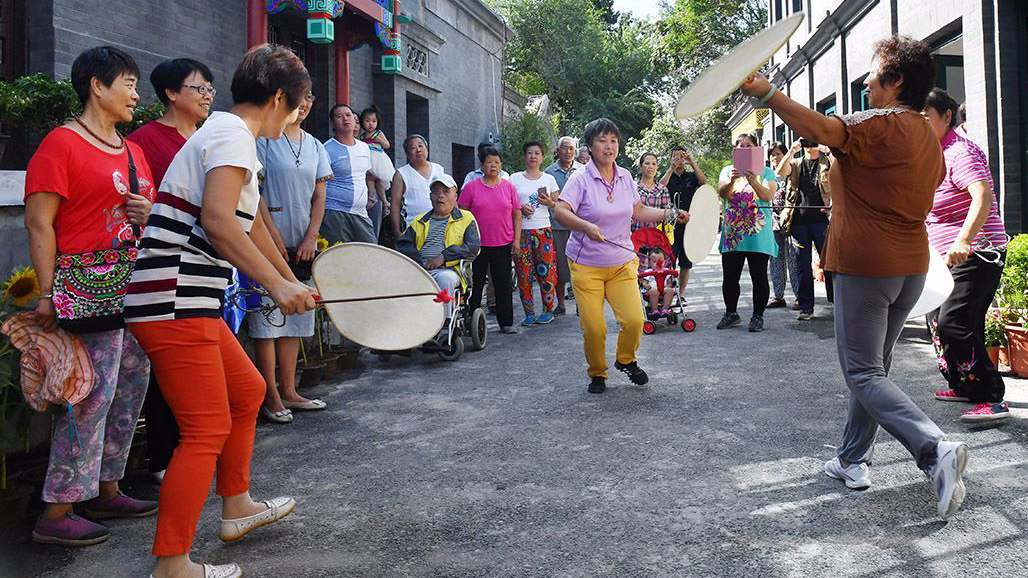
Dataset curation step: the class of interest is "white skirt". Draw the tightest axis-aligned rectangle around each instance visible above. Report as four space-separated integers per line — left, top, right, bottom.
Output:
247 293 316 338
368 150 396 183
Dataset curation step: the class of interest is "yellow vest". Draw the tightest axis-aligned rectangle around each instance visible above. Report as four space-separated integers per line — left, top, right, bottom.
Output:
409 208 478 270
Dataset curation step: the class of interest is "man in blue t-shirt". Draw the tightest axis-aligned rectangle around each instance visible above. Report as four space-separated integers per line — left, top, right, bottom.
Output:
321 104 375 244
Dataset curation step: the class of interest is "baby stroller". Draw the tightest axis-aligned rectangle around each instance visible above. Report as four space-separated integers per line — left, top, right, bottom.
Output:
631 227 696 334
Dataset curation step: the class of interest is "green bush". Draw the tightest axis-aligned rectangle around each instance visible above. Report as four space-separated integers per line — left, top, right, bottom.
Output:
0 74 166 138
118 99 166 136
499 109 558 174
0 74 81 136
998 233 1028 322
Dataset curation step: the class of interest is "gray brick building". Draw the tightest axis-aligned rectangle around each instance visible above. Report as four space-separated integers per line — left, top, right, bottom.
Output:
728 0 1028 233
3 0 512 177
0 0 514 272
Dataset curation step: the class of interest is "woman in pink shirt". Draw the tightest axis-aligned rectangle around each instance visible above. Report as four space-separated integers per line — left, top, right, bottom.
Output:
922 88 1009 424
459 146 522 333
554 118 689 393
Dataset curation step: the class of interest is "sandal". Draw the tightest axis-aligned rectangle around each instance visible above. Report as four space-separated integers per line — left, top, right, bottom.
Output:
260 406 293 424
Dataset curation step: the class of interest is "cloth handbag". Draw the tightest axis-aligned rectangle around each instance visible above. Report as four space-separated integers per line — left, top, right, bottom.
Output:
52 147 141 334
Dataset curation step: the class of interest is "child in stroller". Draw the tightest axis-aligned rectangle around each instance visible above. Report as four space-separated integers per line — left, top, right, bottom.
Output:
631 227 696 333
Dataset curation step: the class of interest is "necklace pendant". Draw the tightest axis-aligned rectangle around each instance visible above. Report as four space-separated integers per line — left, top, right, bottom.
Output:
295 157 301 169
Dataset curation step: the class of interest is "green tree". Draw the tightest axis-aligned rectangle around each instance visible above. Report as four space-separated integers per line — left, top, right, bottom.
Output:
655 0 768 91
625 102 732 180
500 0 663 148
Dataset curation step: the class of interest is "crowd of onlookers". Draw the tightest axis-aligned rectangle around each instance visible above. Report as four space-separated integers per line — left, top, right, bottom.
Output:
15 35 1012 575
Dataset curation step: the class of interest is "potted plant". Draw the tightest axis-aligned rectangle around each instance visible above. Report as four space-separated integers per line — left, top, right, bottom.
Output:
999 234 1028 377
0 266 42 528
296 339 326 390
985 308 1008 368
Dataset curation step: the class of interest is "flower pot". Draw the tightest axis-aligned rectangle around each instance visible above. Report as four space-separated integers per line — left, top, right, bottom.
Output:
0 484 33 530
319 354 341 381
297 363 326 389
998 346 1010 368
988 346 1001 368
1004 324 1028 378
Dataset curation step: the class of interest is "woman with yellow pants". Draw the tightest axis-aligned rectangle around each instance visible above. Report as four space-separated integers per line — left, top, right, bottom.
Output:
554 118 690 393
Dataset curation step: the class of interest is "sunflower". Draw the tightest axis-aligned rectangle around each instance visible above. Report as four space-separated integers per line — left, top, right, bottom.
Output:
316 235 329 252
3 266 40 307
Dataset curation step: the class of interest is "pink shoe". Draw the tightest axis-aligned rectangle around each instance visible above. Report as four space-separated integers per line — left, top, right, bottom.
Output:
32 513 110 546
934 389 970 402
960 402 1011 423
82 491 158 519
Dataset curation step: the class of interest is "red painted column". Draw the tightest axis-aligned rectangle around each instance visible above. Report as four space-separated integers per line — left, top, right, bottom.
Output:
335 31 350 105
247 0 268 48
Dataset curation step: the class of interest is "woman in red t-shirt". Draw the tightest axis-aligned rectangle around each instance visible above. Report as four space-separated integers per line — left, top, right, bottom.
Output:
24 46 156 546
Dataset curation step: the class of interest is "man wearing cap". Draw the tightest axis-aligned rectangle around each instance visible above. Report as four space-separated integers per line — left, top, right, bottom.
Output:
396 174 481 320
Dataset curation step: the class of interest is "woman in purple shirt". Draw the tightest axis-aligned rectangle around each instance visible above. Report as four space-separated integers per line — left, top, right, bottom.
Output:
554 118 689 393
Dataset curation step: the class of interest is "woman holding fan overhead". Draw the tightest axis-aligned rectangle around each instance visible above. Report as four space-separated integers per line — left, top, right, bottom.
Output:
739 35 968 520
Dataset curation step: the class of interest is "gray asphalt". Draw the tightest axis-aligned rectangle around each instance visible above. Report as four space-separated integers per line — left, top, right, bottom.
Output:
8 253 1028 578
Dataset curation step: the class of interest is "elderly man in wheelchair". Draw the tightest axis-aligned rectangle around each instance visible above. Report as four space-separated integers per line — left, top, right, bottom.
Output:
395 174 488 359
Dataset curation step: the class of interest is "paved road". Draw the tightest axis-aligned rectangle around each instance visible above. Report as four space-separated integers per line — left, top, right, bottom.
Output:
10 253 1028 578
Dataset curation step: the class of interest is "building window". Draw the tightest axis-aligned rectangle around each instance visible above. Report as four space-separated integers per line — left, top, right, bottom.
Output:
774 0 782 21
406 43 429 77
792 0 802 12
291 39 306 63
268 25 279 45
850 76 870 112
817 95 837 117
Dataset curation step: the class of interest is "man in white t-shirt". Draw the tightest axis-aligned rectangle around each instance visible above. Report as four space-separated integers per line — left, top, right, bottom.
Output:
462 142 509 188
321 104 375 244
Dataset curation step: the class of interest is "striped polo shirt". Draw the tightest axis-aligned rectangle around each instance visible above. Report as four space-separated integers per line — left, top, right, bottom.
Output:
124 112 262 322
926 129 1007 256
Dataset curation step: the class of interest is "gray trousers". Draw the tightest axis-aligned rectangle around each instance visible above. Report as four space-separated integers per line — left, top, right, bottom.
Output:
320 209 376 245
552 228 572 289
834 273 943 471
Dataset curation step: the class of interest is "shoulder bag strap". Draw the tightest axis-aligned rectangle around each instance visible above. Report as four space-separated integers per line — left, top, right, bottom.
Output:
124 144 141 243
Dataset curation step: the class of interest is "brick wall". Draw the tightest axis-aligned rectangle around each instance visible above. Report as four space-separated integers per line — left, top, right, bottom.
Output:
43 0 245 112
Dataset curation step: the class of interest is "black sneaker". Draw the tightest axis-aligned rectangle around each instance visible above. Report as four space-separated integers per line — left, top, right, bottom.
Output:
614 361 648 385
588 376 606 393
748 315 764 332
716 312 741 330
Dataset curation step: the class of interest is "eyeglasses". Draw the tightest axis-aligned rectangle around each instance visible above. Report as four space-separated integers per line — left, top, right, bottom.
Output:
305 94 316 102
183 85 216 98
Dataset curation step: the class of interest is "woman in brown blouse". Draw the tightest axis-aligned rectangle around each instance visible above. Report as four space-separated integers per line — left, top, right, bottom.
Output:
740 36 969 520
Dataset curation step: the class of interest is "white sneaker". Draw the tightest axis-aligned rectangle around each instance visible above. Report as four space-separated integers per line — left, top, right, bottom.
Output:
932 440 969 520
824 457 871 490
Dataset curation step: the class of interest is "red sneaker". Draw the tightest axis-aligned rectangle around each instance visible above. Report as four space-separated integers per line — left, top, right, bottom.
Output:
960 402 1011 423
934 389 970 402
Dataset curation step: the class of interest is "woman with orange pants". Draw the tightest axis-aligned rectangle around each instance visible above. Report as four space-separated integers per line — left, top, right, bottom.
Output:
123 44 317 578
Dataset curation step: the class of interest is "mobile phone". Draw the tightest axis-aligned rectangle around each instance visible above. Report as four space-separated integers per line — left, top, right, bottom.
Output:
800 139 819 148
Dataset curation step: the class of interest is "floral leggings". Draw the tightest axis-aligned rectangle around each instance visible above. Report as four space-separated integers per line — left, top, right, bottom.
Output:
515 228 558 317
43 329 150 504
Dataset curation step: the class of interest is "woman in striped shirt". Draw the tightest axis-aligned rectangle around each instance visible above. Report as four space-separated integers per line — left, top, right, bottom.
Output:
125 45 317 578
922 88 1010 424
